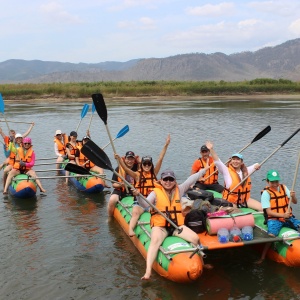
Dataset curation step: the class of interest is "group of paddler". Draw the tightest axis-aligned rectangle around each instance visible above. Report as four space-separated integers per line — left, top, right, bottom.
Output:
1 91 300 280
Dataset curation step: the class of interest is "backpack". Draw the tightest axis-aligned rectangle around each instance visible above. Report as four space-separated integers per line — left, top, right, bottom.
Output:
186 188 214 202
184 209 207 233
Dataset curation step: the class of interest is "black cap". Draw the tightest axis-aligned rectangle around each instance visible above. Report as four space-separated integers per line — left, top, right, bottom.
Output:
142 156 152 163
82 136 90 141
70 131 77 137
125 151 135 158
200 145 209 152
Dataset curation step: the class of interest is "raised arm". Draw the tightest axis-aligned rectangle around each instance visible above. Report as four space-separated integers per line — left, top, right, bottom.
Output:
205 141 219 161
22 122 35 138
115 154 138 181
154 134 170 175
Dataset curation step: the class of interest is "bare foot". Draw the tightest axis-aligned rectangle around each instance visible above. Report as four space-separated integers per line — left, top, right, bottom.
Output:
129 228 136 237
204 264 214 270
40 189 46 193
254 258 264 265
3 191 8 195
141 273 151 280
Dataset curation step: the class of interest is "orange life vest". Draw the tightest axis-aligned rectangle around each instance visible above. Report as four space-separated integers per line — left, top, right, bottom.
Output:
13 147 34 171
7 142 20 166
135 171 156 197
150 183 184 228
77 145 95 168
222 165 251 205
197 157 218 184
67 143 78 159
263 184 291 222
54 135 68 155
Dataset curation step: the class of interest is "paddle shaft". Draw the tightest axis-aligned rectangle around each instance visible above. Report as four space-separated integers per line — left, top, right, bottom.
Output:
101 136 118 150
229 128 300 193
287 150 300 212
203 126 271 181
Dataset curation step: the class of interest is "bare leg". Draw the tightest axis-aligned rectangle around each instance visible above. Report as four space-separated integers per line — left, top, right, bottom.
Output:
255 242 271 264
3 165 12 189
247 198 262 211
56 156 64 175
129 206 144 237
107 194 120 216
141 227 167 280
27 170 46 193
3 169 20 193
65 160 76 183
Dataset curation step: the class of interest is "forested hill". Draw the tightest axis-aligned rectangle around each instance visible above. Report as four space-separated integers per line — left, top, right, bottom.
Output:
1 39 300 83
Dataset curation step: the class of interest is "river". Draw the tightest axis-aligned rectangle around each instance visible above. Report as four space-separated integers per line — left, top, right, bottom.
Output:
0 96 300 299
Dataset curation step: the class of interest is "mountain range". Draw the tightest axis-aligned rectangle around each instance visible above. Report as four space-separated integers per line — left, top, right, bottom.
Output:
1 39 300 83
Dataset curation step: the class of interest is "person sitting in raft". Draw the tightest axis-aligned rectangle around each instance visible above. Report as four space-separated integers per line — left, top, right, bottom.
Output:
107 151 140 217
75 135 108 186
65 131 81 183
255 169 300 264
3 137 46 194
0 124 34 158
205 141 262 211
190 144 224 193
54 129 68 173
141 168 212 281
115 134 170 237
1 133 23 188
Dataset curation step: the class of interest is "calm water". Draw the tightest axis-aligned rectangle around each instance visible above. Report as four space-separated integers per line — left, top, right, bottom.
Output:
0 97 300 299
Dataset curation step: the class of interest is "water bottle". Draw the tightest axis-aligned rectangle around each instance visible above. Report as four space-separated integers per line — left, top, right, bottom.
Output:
242 226 254 241
229 226 242 242
217 228 229 243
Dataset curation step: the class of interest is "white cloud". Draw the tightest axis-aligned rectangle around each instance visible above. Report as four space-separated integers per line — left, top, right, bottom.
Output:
40 2 83 24
118 17 156 30
289 19 300 35
185 2 235 17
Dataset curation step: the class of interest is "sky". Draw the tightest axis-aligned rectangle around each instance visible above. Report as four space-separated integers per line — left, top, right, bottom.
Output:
1 0 300 64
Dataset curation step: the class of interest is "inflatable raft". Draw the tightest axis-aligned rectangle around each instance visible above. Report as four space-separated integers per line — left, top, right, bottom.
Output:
114 196 204 283
61 168 105 193
9 174 37 198
114 190 300 283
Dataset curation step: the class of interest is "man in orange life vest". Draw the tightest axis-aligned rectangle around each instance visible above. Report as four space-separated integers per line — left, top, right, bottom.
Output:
190 145 224 193
54 129 68 173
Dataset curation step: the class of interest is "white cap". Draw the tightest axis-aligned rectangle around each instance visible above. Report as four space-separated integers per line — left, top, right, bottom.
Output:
15 133 23 139
55 130 62 135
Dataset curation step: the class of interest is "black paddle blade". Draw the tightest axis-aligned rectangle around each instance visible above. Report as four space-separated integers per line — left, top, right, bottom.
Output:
251 125 271 143
92 93 107 125
81 140 113 171
64 163 90 175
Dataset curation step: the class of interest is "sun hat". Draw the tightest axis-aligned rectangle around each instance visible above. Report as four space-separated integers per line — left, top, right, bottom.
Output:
231 153 243 160
15 133 23 139
161 169 176 180
23 137 32 144
266 170 281 181
55 130 62 135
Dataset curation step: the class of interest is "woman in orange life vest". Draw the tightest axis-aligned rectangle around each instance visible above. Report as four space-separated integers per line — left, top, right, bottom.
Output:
190 144 224 193
1 133 23 188
115 134 170 237
141 167 212 280
54 129 68 173
255 169 300 264
75 135 105 175
107 151 140 217
205 141 262 211
3 137 46 194
65 131 81 183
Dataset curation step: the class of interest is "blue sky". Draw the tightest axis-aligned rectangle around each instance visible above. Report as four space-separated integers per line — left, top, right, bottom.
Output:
1 0 300 63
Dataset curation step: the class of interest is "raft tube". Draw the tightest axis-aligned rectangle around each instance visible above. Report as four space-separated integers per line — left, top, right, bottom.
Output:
114 196 204 283
61 169 104 193
9 174 37 198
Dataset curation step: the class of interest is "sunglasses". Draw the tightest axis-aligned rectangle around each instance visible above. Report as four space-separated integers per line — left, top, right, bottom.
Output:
24 143 31 145
142 162 152 167
162 177 175 182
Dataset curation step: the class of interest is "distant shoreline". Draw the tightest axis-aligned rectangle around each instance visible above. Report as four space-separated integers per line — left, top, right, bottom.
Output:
5 93 300 103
